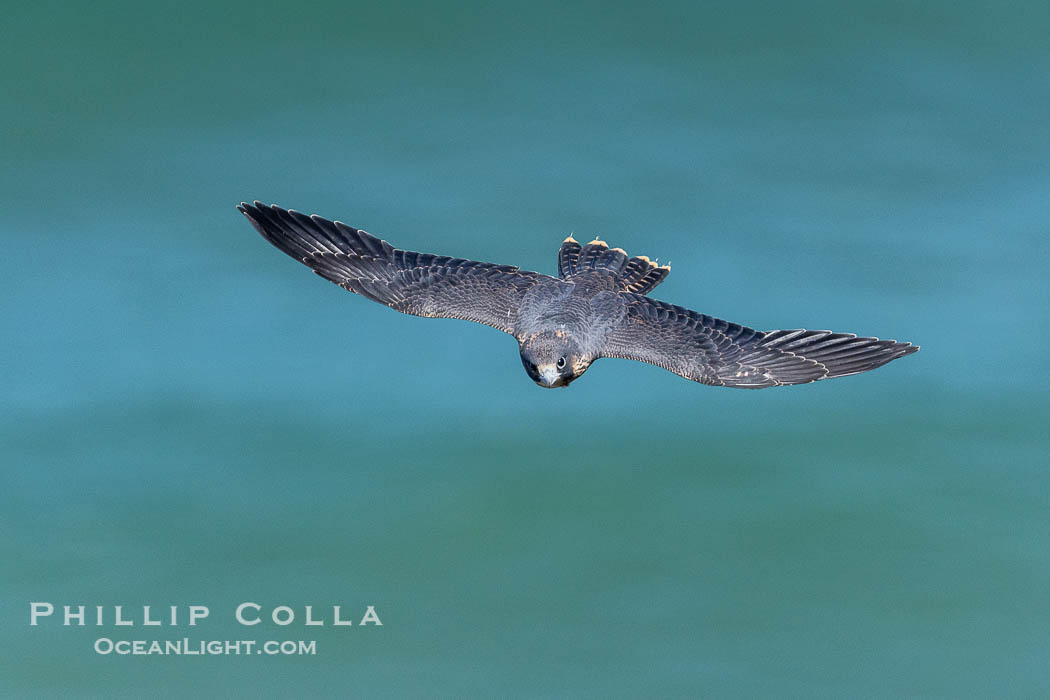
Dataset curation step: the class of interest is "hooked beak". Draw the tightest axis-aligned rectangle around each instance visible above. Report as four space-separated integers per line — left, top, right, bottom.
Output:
538 365 561 387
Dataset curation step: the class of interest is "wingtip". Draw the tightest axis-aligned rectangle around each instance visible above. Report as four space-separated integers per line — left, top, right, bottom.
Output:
885 339 919 354
238 201 267 222
252 199 284 214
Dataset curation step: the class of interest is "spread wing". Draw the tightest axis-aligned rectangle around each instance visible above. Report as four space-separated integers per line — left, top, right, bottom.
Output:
601 293 918 388
240 202 554 334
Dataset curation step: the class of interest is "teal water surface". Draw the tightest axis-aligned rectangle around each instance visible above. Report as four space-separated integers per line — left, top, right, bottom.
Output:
3 1 1048 697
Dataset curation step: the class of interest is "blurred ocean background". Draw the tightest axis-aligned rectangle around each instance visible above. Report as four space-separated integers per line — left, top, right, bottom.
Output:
2 1 1047 697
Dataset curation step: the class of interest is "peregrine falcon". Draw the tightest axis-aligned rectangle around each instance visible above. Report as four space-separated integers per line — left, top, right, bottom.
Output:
240 202 918 389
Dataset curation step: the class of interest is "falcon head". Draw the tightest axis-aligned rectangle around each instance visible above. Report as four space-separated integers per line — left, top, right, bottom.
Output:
519 330 592 388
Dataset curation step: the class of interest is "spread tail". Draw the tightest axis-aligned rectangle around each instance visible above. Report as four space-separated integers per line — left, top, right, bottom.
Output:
557 236 670 295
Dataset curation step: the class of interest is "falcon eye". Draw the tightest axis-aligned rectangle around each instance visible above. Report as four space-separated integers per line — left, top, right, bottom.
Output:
557 357 566 369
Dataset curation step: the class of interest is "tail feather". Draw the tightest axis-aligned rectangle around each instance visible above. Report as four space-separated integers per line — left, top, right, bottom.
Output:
619 256 670 295
577 239 610 270
556 237 670 295
558 236 582 278
598 247 629 274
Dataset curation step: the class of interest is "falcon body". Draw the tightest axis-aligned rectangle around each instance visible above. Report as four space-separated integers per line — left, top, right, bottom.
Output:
240 202 918 389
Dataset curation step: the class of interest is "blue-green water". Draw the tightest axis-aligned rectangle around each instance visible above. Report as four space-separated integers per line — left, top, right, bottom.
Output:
3 1 1048 697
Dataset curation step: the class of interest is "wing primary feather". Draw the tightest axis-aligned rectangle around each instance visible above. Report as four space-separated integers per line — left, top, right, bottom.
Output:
601 293 917 389
241 201 552 335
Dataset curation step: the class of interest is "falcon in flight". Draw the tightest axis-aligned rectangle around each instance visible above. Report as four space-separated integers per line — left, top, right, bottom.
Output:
240 202 918 389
